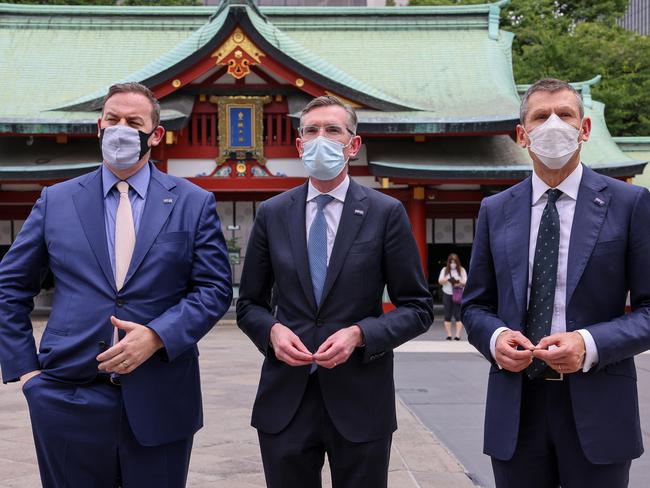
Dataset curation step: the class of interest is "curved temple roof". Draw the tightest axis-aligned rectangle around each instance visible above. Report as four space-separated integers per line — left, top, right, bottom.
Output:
0 0 643 180
0 0 520 132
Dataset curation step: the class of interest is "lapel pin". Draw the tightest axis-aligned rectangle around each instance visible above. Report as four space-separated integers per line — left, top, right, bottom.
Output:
163 198 173 204
593 197 605 207
354 209 364 216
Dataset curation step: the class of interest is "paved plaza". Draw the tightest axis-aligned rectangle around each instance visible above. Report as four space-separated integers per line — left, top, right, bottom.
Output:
0 320 474 488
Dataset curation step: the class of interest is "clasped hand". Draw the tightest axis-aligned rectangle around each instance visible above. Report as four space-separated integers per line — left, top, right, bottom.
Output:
269 323 363 369
96 316 163 375
495 329 586 374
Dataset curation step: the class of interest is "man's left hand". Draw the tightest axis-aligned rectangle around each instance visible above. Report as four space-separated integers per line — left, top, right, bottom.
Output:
533 331 586 374
313 325 364 369
96 316 164 375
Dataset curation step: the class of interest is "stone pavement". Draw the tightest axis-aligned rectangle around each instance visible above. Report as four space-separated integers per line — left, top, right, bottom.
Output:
0 320 475 488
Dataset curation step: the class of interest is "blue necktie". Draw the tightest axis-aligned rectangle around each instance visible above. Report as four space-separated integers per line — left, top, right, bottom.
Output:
308 194 334 308
525 189 562 379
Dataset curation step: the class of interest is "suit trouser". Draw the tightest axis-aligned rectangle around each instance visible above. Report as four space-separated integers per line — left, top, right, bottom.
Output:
491 375 631 488
258 372 392 488
22 374 193 488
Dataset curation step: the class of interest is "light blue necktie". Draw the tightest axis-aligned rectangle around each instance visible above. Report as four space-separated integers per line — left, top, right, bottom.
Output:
308 194 335 308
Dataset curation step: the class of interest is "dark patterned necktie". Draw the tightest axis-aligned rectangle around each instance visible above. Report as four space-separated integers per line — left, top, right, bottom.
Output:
525 189 562 379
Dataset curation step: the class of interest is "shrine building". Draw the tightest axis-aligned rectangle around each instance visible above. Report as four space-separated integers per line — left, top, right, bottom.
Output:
0 0 646 303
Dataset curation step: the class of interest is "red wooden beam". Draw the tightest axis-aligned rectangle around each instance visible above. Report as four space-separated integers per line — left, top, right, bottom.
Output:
427 190 485 202
188 176 306 192
0 191 42 204
347 166 371 176
0 206 33 219
389 177 522 186
164 146 220 159
425 202 481 218
259 56 332 100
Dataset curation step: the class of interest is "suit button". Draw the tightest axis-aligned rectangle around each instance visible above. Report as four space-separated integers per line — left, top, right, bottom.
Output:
116 300 124 307
316 319 324 327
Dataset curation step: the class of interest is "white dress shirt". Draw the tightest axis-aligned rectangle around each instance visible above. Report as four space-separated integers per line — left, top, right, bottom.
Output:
305 176 349 265
490 163 598 372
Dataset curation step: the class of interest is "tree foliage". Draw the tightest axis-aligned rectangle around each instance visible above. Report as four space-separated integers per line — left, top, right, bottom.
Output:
408 0 649 136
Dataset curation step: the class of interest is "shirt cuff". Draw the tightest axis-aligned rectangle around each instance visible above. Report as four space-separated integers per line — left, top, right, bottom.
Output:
490 326 510 368
576 329 598 372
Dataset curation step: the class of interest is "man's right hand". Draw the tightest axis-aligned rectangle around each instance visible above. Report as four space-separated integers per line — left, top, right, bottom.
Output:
269 323 313 367
495 330 534 372
19 370 41 389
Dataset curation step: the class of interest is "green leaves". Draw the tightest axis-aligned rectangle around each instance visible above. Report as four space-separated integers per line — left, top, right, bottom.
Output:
409 0 648 136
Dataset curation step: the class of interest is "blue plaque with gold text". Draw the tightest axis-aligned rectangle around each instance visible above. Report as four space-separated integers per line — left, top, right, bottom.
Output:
213 95 271 166
228 106 253 149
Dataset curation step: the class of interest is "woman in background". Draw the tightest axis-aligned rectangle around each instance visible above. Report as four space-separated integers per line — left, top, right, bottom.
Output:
438 253 467 340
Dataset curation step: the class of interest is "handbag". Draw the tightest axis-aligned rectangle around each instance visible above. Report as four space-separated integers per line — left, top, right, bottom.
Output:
452 285 464 304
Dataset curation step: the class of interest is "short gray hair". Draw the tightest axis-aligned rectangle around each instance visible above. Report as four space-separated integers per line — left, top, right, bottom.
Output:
299 95 358 134
520 78 584 124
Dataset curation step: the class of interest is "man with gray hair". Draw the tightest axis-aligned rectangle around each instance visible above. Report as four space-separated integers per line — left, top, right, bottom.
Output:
237 95 433 487
462 78 650 487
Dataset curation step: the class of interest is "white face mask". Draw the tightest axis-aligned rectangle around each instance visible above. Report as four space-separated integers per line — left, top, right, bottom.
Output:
100 125 153 172
450 263 457 270
524 113 582 170
301 136 350 181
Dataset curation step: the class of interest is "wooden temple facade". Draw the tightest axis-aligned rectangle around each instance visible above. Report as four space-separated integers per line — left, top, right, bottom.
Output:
0 0 646 296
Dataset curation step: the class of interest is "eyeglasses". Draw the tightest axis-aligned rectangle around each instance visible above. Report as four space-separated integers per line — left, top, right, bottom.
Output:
298 124 355 141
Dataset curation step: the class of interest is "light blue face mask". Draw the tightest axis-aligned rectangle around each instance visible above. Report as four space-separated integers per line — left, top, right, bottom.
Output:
301 136 351 181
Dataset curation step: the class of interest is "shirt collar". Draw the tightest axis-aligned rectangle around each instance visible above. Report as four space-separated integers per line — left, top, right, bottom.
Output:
531 163 583 205
307 175 350 204
102 162 150 199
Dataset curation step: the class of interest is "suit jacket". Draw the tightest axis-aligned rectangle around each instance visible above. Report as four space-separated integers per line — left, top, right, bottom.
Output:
0 163 232 446
461 164 650 463
236 179 433 443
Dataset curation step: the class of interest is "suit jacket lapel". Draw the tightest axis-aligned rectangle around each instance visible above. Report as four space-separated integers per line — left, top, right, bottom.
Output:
123 166 177 287
503 179 532 322
72 169 116 292
287 182 317 311
319 179 368 311
566 166 609 306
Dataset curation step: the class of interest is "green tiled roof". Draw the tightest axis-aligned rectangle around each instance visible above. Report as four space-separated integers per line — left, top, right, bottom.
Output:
367 101 646 180
59 7 230 111
0 136 100 180
245 5 419 111
0 5 206 120
614 137 650 189
271 8 519 118
0 0 519 130
368 135 533 180
580 101 641 169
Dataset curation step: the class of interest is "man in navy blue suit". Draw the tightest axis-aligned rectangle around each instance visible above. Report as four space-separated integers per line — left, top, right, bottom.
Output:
0 82 232 487
462 78 650 488
236 96 433 488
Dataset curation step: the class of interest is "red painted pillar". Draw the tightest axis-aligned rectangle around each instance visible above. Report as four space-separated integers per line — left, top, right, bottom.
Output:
407 186 427 278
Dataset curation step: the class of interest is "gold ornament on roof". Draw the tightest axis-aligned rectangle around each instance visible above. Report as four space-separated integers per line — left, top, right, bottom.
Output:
212 28 265 80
